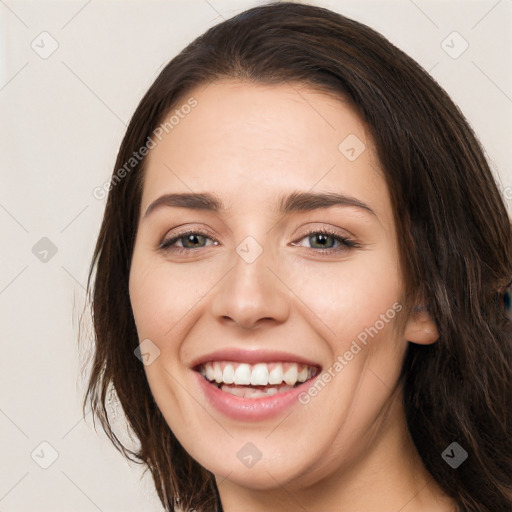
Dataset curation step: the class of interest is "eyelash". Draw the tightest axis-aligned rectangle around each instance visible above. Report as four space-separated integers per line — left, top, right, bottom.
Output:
158 228 360 256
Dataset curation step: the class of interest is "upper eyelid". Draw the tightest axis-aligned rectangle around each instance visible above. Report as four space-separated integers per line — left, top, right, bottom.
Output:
160 227 358 249
161 221 356 239
161 227 349 240
164 228 218 243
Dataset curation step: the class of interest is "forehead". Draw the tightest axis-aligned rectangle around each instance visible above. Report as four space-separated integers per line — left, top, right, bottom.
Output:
141 80 391 224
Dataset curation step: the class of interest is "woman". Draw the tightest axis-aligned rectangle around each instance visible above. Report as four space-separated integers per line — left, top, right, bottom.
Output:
82 2 512 511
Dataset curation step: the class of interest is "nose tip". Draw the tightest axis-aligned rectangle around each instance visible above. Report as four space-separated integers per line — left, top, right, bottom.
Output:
211 246 290 330
221 313 276 331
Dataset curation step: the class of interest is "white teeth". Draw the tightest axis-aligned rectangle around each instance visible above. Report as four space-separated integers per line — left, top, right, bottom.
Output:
233 363 251 385
213 362 223 383
221 384 292 398
283 365 298 386
205 364 215 381
221 385 246 398
200 361 318 388
268 365 284 385
297 366 308 383
250 363 269 386
223 364 235 384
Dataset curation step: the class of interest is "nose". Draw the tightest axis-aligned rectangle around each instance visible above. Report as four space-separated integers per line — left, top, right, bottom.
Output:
211 242 291 330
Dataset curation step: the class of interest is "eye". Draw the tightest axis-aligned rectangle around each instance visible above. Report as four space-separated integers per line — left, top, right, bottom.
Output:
159 230 219 253
158 228 360 256
291 228 360 255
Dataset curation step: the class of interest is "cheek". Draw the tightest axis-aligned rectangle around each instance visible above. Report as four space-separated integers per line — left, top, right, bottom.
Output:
285 248 402 349
129 253 221 348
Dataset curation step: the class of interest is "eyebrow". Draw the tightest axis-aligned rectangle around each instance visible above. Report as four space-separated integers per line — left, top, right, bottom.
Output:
143 191 376 219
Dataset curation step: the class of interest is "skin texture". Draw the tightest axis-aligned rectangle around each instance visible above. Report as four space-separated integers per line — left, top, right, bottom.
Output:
128 80 456 512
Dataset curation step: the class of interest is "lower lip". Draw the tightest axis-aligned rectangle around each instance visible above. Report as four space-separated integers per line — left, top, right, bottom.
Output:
193 371 315 421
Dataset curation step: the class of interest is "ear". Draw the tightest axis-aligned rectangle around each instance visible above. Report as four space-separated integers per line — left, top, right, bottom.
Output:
403 306 439 345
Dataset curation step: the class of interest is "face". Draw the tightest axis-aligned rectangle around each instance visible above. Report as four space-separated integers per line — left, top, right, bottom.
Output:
128 80 435 491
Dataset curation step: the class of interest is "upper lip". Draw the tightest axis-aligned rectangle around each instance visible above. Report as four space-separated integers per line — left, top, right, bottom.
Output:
190 348 322 370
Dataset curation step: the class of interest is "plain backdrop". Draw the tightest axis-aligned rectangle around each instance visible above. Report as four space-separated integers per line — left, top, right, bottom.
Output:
1 1 511 511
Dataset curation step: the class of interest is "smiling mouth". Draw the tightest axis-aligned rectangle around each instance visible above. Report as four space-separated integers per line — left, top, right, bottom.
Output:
195 361 320 399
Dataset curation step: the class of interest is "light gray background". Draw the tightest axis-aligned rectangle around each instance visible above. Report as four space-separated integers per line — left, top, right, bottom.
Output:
1 0 511 511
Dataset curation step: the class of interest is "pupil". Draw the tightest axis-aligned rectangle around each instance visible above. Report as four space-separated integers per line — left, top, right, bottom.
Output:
313 234 332 248
185 234 203 248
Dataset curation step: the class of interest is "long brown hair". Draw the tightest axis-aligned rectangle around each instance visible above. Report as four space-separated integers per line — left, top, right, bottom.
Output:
82 2 512 511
